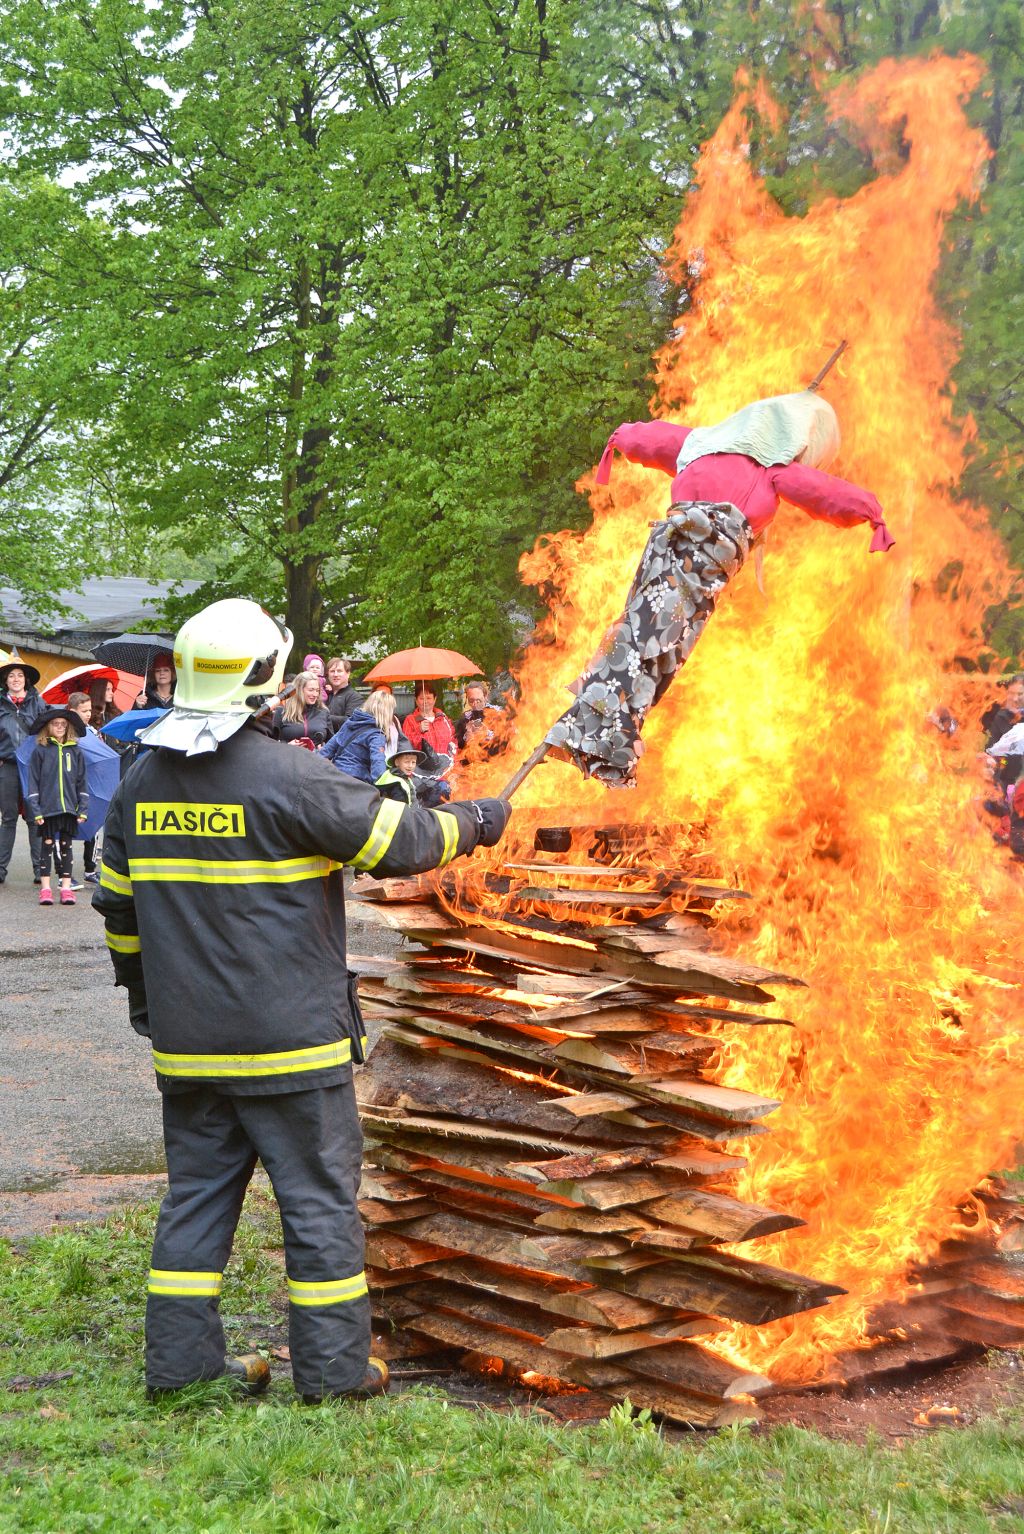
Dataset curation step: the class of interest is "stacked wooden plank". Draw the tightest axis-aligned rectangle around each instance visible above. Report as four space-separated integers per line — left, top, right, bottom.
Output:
352 846 847 1425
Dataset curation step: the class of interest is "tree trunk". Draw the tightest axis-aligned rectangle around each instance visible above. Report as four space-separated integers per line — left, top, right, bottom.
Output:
285 555 323 661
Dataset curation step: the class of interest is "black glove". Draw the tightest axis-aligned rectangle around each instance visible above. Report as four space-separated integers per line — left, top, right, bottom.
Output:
472 797 511 847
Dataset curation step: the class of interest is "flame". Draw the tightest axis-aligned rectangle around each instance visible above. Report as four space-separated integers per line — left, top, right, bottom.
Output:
450 53 1024 1382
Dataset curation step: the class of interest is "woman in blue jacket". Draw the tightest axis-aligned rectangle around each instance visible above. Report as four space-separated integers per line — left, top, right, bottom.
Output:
319 688 395 785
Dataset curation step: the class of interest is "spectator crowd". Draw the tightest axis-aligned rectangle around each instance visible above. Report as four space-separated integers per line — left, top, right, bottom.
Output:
6 638 1023 900
0 649 507 899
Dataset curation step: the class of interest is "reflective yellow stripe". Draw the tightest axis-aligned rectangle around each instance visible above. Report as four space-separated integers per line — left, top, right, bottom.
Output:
347 799 404 873
128 855 340 885
287 1272 368 1307
148 1268 223 1297
99 864 133 896
105 930 141 954
432 809 460 867
152 1040 353 1079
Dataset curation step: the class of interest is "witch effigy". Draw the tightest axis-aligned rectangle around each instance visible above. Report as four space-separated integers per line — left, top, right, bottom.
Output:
502 379 895 797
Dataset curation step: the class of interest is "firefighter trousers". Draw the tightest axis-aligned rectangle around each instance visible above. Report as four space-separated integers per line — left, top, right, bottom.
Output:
146 1078 369 1396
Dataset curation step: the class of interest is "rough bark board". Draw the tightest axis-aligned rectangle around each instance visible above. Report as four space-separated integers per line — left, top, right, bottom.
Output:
511 1148 668 1185
533 1206 658 1235
365 1232 456 1270
592 1341 772 1399
941 1310 1024 1348
379 1284 554 1346
354 901 455 932
599 922 714 954
654 1147 748 1176
359 1197 440 1226
613 1383 761 1428
398 1210 629 1270
541 1092 645 1119
543 1318 724 1358
638 1188 805 1243
626 1078 781 1123
536 1166 748 1211
518 886 667 910
673 1248 846 1300
366 1137 579 1197
358 1037 665 1147
382 1168 571 1225
390 1308 584 1384
941 1288 1024 1324
551 1034 715 1074
412 927 779 1002
594 1257 843 1325
418 1257 678 1329
363 1111 612 1157
356 876 434 903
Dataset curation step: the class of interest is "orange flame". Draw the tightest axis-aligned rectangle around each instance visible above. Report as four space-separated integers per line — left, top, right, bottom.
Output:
453 53 1024 1382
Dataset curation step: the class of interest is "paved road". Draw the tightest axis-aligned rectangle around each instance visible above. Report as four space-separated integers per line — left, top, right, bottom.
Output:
0 827 399 1240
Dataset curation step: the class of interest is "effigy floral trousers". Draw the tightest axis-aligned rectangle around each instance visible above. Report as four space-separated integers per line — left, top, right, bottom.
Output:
545 501 753 786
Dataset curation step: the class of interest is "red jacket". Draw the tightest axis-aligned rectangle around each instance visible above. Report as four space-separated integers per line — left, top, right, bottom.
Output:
596 420 894 552
402 709 456 759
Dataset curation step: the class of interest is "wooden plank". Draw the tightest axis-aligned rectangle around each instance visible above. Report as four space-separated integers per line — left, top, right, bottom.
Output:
359 1197 439 1226
418 1256 678 1330
594 1341 772 1400
363 1112 614 1157
627 1078 781 1123
533 1206 658 1235
358 1038 668 1148
398 1210 629 1271
365 1232 454 1270
543 1318 724 1358
513 1143 745 1187
411 926 781 1003
608 1382 760 1429
637 1188 804 1243
551 1033 715 1074
354 900 455 931
367 1141 582 1204
519 885 667 910
595 1253 845 1326
536 1165 748 1211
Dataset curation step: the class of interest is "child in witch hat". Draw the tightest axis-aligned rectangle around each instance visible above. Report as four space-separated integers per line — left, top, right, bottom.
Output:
27 707 89 905
377 740 452 810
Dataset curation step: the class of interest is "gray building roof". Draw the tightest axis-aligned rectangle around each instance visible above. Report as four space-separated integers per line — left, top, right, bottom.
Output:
0 578 202 660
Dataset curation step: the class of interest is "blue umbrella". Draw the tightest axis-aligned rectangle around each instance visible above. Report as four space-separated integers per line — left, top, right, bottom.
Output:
99 707 170 742
16 728 123 841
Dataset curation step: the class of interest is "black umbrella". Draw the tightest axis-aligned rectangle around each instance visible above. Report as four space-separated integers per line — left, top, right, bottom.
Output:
92 633 174 676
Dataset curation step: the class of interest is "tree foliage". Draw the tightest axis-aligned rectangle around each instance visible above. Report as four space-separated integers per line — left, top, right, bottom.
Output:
1 0 1022 663
0 0 701 662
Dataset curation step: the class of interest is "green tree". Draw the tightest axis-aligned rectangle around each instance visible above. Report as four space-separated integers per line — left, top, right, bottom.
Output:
0 0 703 665
0 178 117 619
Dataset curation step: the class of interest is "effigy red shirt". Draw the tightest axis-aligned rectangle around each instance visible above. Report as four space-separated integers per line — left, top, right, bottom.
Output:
596 421 895 553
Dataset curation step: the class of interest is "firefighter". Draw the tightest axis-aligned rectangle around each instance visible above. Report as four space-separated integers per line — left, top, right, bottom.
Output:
93 599 511 1402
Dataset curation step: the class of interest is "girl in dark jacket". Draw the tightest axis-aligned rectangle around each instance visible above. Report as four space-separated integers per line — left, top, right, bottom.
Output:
270 672 331 746
27 708 89 906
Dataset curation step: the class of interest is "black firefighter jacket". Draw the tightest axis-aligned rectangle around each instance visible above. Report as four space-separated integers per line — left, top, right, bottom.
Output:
92 721 485 1096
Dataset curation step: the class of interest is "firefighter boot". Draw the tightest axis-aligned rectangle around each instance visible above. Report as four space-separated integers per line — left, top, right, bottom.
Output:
301 1357 389 1404
147 1353 271 1402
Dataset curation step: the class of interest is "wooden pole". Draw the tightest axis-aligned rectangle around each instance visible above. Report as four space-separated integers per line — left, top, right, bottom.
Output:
498 740 550 802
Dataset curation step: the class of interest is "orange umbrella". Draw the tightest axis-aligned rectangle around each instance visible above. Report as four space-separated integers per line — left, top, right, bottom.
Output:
43 663 145 713
362 646 483 684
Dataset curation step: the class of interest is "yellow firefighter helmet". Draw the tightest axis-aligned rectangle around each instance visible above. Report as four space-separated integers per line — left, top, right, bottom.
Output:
172 599 293 713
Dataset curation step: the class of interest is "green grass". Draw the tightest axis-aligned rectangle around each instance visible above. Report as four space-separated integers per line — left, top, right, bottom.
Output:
1 1203 1023 1534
